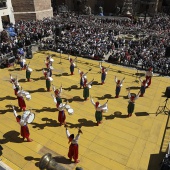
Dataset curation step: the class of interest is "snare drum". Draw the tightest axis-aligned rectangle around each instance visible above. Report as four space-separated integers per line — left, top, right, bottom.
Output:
88 85 92 89
65 105 71 110
102 106 108 113
48 77 53 81
28 68 33 72
26 94 31 101
50 66 54 70
50 58 54 62
68 108 74 115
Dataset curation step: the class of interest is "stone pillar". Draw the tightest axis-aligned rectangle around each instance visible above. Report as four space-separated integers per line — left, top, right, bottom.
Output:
11 0 53 21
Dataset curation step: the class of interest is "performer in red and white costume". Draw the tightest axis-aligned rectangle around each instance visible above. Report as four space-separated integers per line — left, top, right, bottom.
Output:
127 89 140 117
66 127 82 163
90 96 108 126
83 78 94 100
17 88 26 111
115 76 125 98
26 64 33 82
139 78 149 97
99 62 110 85
44 55 54 69
12 106 33 142
10 74 20 95
52 95 68 126
52 84 62 108
68 56 77 75
78 68 88 88
145 67 153 87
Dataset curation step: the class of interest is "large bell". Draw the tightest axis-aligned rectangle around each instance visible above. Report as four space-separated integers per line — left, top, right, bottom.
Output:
39 153 67 170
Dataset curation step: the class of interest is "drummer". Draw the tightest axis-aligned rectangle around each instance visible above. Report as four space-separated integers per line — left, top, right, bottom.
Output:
44 55 53 69
69 56 77 75
26 64 33 82
78 68 88 89
90 96 108 126
83 78 94 100
12 106 33 142
52 84 62 108
17 87 26 111
99 63 110 85
139 78 148 97
43 67 52 78
127 89 140 117
52 95 68 126
115 76 125 98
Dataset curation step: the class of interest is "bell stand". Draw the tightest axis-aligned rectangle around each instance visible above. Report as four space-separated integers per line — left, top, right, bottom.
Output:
156 98 170 116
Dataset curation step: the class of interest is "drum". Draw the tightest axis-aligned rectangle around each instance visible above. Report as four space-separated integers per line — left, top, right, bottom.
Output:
68 108 74 115
84 75 87 79
50 66 54 70
48 77 53 81
102 106 108 113
50 58 54 62
26 94 31 101
65 105 71 110
23 91 29 96
88 85 92 89
28 68 33 72
22 59 26 63
22 111 35 123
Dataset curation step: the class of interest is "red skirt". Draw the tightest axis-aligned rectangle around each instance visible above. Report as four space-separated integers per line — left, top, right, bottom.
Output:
68 143 78 161
58 110 66 123
21 125 30 138
17 96 26 109
146 76 151 86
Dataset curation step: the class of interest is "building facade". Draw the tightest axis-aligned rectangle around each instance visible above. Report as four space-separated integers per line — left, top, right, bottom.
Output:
53 0 162 16
0 0 15 30
11 0 53 21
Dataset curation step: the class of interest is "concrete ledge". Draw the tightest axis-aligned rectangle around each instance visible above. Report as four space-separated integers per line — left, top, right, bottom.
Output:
0 160 13 170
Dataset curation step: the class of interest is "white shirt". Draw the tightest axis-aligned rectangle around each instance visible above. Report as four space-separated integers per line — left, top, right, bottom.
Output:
66 129 80 144
91 98 108 111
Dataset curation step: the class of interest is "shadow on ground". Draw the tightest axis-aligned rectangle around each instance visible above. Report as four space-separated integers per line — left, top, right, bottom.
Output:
31 117 60 129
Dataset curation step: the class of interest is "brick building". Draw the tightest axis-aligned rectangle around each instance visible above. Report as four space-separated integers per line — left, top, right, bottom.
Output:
11 0 53 21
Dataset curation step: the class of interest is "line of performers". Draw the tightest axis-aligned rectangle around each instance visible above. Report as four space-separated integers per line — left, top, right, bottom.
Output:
8 54 154 164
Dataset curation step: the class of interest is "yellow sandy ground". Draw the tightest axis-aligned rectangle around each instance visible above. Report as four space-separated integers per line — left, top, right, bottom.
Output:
0 51 170 170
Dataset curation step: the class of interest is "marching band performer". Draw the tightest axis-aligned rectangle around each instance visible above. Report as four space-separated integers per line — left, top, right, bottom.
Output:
44 55 53 69
19 56 26 70
26 64 33 82
43 68 52 78
115 76 125 98
68 56 77 75
10 74 20 95
52 95 68 126
66 127 82 163
145 67 153 88
78 68 88 88
43 68 53 91
52 84 63 108
139 78 148 97
99 63 110 85
83 78 94 100
17 87 26 111
90 96 108 126
127 89 140 117
12 106 33 142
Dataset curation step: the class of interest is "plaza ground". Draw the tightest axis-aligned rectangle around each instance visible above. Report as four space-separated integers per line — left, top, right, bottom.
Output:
0 51 170 170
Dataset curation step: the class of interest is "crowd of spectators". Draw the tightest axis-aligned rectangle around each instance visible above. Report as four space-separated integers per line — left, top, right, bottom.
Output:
1 13 170 75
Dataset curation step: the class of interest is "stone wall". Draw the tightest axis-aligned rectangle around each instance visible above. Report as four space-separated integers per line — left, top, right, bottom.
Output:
11 0 35 12
11 0 53 21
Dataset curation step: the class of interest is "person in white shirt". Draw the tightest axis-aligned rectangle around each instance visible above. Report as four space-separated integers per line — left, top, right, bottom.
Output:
78 68 88 88
66 127 82 163
68 55 77 75
12 106 33 142
90 96 108 126
99 63 110 85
